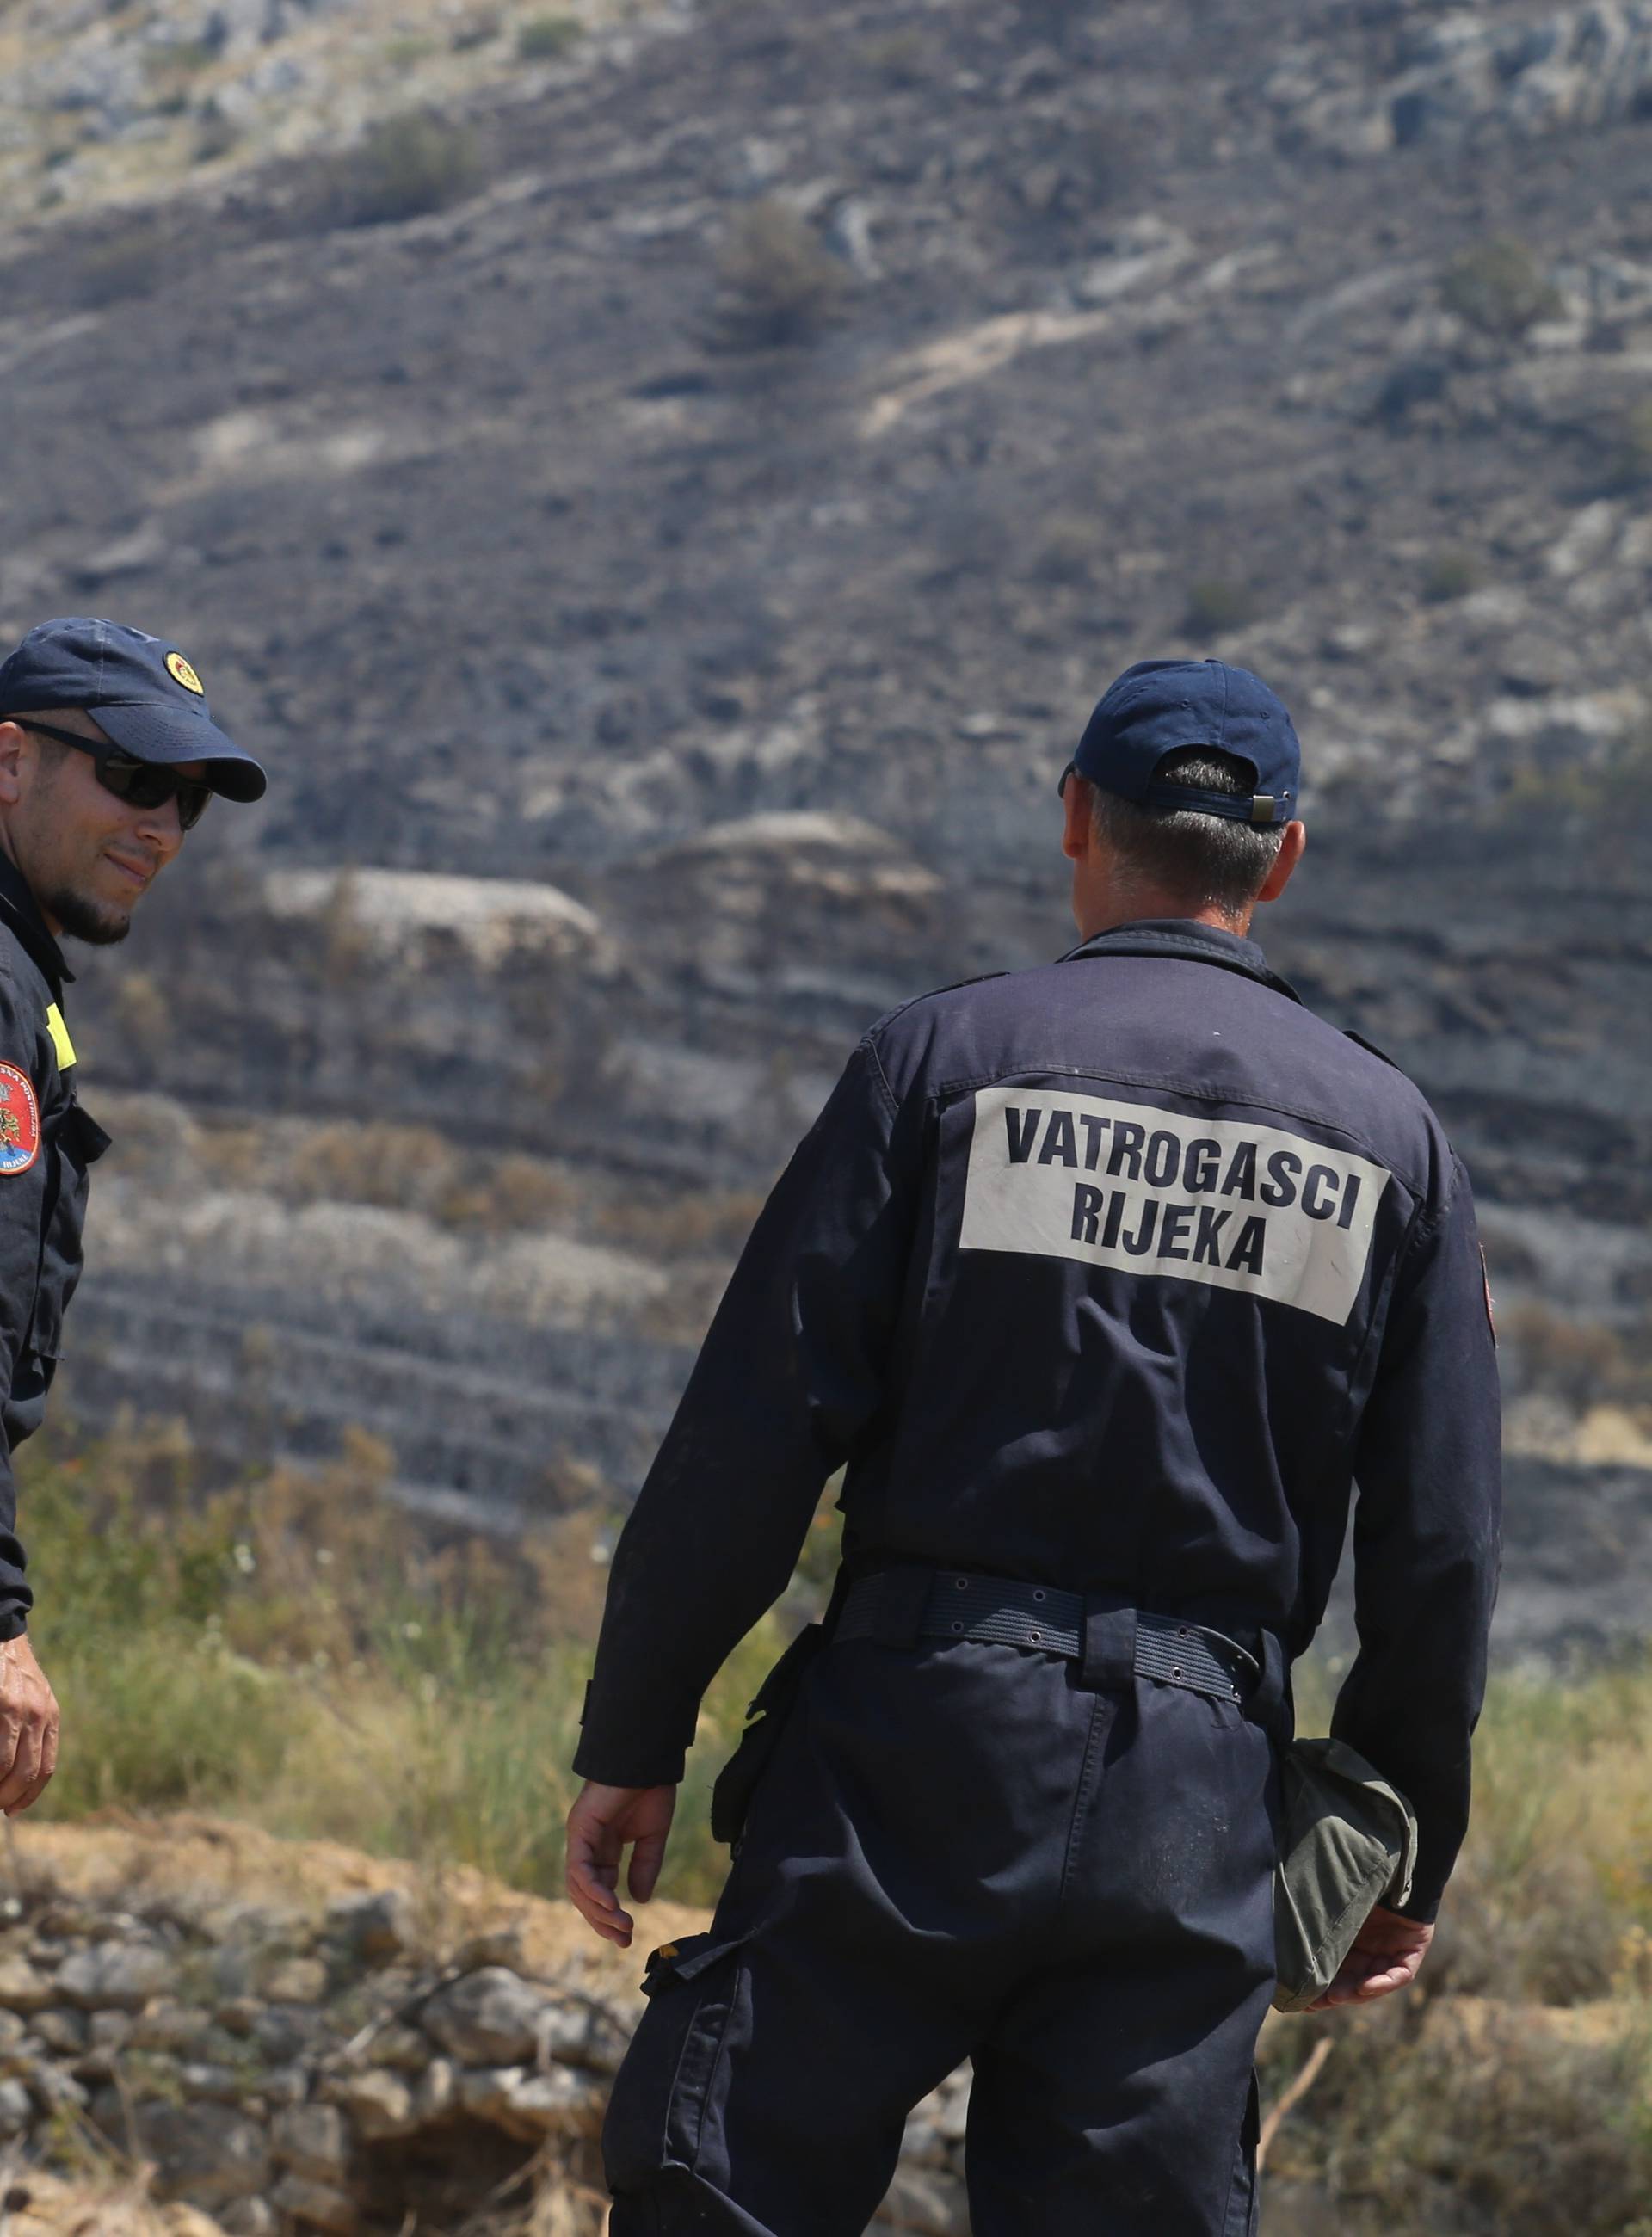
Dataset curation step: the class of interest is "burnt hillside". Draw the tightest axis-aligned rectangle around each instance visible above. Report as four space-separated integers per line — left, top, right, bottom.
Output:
1 0 1649 1653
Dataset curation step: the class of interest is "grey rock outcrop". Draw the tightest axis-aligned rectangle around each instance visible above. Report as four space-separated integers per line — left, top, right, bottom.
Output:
0 1868 975 2234
56 1939 176 2011
1273 3 1652 155
421 1965 565 2066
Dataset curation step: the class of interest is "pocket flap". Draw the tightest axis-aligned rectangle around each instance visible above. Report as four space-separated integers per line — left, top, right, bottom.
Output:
64 1103 112 1165
640 1931 751 1996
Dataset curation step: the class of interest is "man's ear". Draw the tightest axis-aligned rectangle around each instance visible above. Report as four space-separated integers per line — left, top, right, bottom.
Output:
1256 820 1306 904
0 724 29 810
1061 774 1093 863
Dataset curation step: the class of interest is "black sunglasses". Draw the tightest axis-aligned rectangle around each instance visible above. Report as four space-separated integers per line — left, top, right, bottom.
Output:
12 720 213 831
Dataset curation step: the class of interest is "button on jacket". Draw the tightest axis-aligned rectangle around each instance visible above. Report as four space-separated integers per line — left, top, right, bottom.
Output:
576 918 1502 1920
0 853 110 1637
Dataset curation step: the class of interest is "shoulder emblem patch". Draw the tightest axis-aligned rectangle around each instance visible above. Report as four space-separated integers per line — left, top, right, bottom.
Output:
0 1065 40 1175
165 651 205 695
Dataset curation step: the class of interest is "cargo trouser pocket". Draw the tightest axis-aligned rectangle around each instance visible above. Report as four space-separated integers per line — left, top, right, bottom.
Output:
603 1932 752 2196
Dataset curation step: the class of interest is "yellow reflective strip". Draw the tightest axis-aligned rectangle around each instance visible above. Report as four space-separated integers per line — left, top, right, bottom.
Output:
46 1004 76 1072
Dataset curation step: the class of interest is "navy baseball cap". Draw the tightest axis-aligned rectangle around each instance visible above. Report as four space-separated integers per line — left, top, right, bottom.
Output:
1066 657 1299 826
0 618 267 804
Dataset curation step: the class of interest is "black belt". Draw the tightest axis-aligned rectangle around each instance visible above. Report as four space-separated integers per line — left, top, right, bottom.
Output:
836 1568 1259 1708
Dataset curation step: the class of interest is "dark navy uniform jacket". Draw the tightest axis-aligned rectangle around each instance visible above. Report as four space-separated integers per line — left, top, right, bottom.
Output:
0 854 110 1639
576 919 1503 1920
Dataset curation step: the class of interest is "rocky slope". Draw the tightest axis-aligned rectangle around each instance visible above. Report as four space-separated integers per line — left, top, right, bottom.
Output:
0 1815 981 2235
0 1811 1640 2237
0 0 1648 1652
0 1 663 222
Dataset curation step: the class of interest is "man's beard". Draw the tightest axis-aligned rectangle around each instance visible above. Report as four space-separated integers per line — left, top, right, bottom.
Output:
41 887 132 947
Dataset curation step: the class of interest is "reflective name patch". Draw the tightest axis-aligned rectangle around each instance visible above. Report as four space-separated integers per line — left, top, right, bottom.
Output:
960 1086 1390 1326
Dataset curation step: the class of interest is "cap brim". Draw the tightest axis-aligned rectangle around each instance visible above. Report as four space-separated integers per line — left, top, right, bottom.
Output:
92 699 268 804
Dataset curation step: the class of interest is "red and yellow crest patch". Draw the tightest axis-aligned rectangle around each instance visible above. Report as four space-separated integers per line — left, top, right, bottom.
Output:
0 1066 40 1175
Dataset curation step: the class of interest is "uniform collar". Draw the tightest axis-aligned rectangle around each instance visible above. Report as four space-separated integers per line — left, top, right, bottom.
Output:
1058 916 1301 1005
0 851 72 995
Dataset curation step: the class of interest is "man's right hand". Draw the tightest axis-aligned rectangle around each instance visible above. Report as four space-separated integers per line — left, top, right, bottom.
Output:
564 1780 678 1948
1306 1904 1434 2010
0 1634 58 1815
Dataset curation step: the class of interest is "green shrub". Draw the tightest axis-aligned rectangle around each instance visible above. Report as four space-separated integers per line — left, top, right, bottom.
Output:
1018 0 1098 45
52 1631 293 1817
451 9 502 50
1609 397 1652 491
332 114 481 229
1441 237 1563 341
1051 119 1136 213
862 30 928 86
1030 515 1105 587
193 103 240 165
143 40 218 81
72 225 167 308
518 14 583 61
1183 578 1258 638
27 1445 291 1816
706 199 849 352
1421 547 1481 603
383 34 437 67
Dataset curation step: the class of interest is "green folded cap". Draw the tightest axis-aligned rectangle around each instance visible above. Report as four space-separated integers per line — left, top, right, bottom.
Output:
1273 1737 1418 2015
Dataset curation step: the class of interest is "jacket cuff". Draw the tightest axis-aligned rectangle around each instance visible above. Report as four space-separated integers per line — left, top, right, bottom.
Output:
572 1673 697 1790
1390 1884 1443 1925
570 1735 688 1789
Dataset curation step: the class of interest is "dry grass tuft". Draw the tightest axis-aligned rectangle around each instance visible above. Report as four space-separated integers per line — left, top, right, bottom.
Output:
706 200 850 352
21 1427 794 1907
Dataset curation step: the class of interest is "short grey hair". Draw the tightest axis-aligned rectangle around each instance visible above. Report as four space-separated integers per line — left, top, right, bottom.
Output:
1080 749 1286 920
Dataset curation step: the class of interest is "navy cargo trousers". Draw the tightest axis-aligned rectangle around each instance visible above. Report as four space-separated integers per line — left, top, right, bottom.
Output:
603 1627 1281 2235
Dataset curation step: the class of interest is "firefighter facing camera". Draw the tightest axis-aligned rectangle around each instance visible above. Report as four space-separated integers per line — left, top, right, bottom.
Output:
0 617 267 1820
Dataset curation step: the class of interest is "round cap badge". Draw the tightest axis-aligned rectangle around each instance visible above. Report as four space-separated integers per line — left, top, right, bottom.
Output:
0 1065 40 1176
165 651 205 695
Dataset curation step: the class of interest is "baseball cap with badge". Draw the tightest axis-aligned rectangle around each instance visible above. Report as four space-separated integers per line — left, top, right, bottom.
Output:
1060 656 1300 826
0 618 267 804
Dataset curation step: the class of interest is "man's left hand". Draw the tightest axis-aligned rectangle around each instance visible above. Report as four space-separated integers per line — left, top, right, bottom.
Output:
1306 1903 1434 2010
0 1634 59 1816
565 1781 677 1948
